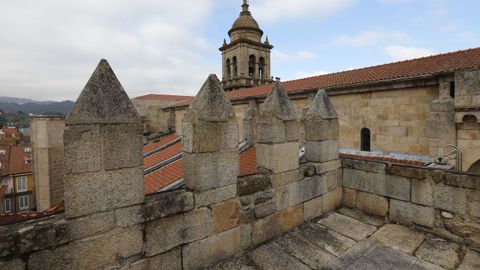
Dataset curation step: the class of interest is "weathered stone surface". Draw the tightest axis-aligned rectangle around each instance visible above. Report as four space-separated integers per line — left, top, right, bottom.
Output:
415 238 460 269
145 208 212 256
254 201 276 218
248 242 310 270
275 175 327 210
445 173 480 190
212 200 239 233
433 184 468 214
259 81 297 121
64 167 144 218
66 59 141 125
182 227 241 270
64 125 102 174
284 120 299 142
294 224 356 256
0 258 25 270
241 224 252 250
304 90 338 120
356 191 389 217
304 140 339 163
210 254 256 270
370 224 425 254
387 165 429 179
29 226 143 270
318 213 377 241
183 150 239 191
280 204 304 232
390 200 435 228
194 184 236 208
322 188 343 213
253 189 274 205
412 178 434 206
274 233 334 269
304 196 322 221
303 118 339 141
144 189 194 220
342 187 356 208
252 213 281 246
181 119 238 153
469 190 480 218
115 205 144 227
256 118 287 143
337 207 385 227
343 168 411 201
188 74 235 122
65 211 115 239
458 250 480 270
326 169 341 191
238 174 271 196
342 158 386 173
256 142 299 173
120 248 181 270
102 124 143 170
314 159 341 175
269 169 301 187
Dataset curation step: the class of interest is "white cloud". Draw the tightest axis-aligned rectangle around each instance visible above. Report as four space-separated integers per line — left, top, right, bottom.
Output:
335 31 408 47
251 0 354 22
295 70 329 79
385 45 435 61
0 0 218 100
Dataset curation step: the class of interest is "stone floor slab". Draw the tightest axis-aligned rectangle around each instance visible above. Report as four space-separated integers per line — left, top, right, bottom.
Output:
370 224 425 255
318 213 377 241
274 233 334 269
294 224 356 256
458 250 480 270
248 242 310 270
415 238 460 269
337 207 385 227
210 254 256 270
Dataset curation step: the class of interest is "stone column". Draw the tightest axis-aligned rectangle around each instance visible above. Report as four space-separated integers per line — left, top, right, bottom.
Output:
303 90 342 214
64 59 144 218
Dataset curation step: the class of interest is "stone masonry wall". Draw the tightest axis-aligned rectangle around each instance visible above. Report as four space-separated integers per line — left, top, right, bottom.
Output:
342 157 480 251
0 63 343 269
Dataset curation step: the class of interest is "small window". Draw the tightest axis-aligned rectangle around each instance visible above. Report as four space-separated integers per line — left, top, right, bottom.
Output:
25 158 32 164
24 147 31 153
361 128 371 152
259 57 265 79
449 81 455 98
248 55 256 77
16 176 27 192
4 198 11 213
19 195 29 210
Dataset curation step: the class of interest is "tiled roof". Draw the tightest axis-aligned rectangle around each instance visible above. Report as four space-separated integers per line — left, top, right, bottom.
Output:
144 159 183 195
239 146 257 177
170 47 480 108
0 199 64 226
144 142 181 169
7 145 32 175
135 94 194 101
143 134 179 154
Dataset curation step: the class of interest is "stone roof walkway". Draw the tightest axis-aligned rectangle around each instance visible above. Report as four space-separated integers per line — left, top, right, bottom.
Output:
211 208 480 270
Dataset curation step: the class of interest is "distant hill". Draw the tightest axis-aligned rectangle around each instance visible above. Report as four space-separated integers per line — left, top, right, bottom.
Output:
0 100 74 115
0 96 56 105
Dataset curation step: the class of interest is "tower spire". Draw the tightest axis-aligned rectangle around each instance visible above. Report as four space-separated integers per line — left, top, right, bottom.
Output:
241 0 250 15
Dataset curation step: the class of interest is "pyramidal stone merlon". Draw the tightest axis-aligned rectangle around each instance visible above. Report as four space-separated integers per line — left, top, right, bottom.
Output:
260 81 297 121
66 59 140 125
189 74 234 122
305 89 338 119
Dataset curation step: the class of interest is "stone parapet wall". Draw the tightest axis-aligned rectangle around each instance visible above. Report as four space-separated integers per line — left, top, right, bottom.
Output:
342 157 480 251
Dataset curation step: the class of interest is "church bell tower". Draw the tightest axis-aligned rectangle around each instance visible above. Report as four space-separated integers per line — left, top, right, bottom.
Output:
220 0 274 91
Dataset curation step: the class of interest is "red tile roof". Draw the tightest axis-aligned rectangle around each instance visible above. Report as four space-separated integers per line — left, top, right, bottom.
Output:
143 134 179 154
170 47 480 108
144 142 182 169
7 145 32 175
144 159 183 194
135 94 194 101
239 147 257 177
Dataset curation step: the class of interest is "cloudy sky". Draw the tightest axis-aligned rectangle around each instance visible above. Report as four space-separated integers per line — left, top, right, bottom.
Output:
0 0 479 101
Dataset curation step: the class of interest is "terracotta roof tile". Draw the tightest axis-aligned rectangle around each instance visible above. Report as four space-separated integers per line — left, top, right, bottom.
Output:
144 159 183 194
143 134 179 154
170 47 480 108
144 142 182 169
239 147 257 177
7 145 32 175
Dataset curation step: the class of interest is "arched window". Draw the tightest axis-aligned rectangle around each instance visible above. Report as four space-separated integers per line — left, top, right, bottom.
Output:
248 55 256 77
463 115 478 130
232 57 238 77
361 128 371 152
226 59 231 79
259 57 265 79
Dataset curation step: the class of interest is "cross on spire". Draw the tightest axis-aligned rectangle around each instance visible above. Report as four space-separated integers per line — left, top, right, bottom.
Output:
242 0 250 14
